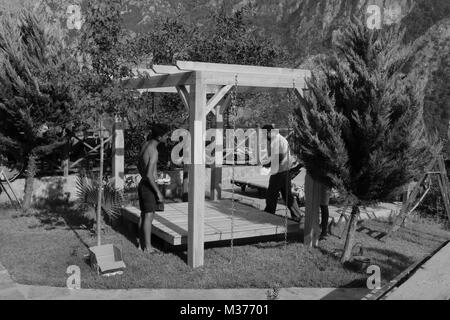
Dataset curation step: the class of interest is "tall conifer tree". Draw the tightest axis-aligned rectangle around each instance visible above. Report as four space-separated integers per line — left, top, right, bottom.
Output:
291 19 439 262
0 12 78 210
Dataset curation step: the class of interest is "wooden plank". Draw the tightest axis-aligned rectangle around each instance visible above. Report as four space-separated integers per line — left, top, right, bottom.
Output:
62 159 69 177
138 85 222 94
206 85 233 115
304 172 321 247
211 105 223 201
169 223 298 245
205 223 297 238
177 61 310 78
112 116 125 191
218 94 232 116
202 71 308 89
69 136 112 169
71 134 97 152
138 88 179 94
176 85 190 111
206 222 293 232
152 65 182 74
154 220 220 234
121 71 195 90
204 225 293 237
188 71 206 268
123 202 298 247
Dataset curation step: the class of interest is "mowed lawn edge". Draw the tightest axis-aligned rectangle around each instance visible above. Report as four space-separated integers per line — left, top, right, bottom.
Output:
0 206 449 290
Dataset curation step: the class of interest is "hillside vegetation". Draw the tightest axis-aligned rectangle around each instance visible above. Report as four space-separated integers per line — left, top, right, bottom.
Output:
1 0 448 154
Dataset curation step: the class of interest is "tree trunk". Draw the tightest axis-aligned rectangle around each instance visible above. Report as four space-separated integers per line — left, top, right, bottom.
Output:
341 205 360 264
23 153 37 212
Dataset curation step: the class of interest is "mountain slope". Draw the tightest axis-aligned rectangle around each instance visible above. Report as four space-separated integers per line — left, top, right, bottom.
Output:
1 0 448 154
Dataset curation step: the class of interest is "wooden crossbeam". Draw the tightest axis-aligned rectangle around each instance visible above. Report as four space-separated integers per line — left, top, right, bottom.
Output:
176 85 191 111
152 65 183 74
137 88 180 93
206 85 233 115
121 71 195 90
138 85 221 94
138 85 303 94
202 71 308 89
177 60 310 78
71 134 97 152
219 94 232 115
69 136 112 169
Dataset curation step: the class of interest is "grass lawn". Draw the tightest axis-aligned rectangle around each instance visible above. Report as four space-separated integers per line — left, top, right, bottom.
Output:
0 202 449 290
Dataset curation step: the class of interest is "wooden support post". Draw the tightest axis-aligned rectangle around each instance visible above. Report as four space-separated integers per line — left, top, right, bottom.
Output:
62 141 70 177
175 86 191 203
211 105 223 201
112 116 125 191
188 72 206 268
341 206 360 263
182 164 189 202
256 125 261 165
304 172 322 247
62 159 69 177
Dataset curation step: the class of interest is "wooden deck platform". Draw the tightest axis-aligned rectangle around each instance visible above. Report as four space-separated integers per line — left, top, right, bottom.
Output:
122 200 299 246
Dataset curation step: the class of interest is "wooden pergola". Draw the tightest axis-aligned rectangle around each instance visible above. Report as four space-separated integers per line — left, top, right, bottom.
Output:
120 61 311 268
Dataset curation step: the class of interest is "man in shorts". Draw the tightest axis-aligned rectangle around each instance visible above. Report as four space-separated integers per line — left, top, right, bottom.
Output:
137 124 170 253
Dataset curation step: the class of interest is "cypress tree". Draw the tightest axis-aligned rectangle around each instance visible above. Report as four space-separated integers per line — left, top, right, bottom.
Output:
291 19 439 263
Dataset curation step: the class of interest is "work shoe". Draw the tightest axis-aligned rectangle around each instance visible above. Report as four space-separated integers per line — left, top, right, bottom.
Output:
319 233 328 241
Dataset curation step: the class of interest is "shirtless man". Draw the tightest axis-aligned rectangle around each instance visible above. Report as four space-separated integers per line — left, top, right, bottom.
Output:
137 124 170 253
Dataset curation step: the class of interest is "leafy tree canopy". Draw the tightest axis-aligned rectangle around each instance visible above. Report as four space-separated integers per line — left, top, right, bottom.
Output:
0 11 79 159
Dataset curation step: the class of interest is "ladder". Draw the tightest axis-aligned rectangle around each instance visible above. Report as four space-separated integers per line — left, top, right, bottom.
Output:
389 155 450 234
0 168 22 211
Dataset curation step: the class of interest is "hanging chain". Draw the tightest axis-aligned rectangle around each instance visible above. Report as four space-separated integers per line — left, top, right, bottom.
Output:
284 87 293 250
230 74 238 264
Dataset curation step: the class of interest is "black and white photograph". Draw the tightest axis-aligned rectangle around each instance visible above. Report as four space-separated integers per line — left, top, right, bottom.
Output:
0 0 449 306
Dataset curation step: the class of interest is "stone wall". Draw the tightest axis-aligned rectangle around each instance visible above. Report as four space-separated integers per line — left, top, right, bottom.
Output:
0 166 265 205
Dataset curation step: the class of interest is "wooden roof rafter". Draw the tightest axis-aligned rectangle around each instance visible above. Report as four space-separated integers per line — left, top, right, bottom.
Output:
123 61 311 93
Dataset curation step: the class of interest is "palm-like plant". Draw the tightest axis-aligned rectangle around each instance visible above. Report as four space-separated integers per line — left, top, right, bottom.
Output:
75 172 123 221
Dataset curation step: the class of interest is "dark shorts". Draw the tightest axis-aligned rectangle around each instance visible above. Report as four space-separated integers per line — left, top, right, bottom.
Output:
138 181 157 213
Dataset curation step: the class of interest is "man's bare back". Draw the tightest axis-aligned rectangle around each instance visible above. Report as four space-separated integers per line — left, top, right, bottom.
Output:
137 140 161 254
138 141 158 184
136 124 170 254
